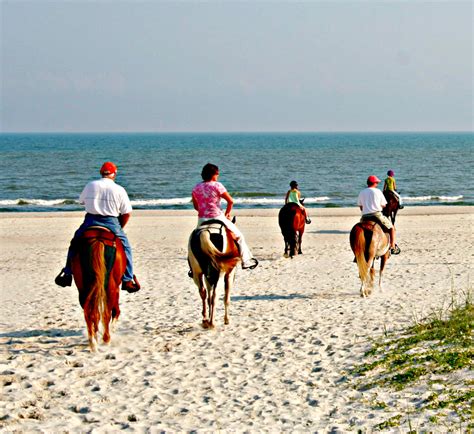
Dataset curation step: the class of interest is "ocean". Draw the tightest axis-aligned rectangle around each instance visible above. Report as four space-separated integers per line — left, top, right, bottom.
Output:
0 132 472 212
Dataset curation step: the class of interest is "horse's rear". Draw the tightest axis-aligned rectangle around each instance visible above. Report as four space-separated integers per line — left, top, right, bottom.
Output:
188 221 240 328
350 221 390 297
71 228 126 351
383 190 400 224
278 203 306 257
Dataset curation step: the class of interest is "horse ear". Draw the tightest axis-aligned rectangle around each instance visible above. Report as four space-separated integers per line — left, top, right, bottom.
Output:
232 216 236 224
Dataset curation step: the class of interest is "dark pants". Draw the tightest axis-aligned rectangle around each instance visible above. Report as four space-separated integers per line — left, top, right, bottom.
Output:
64 213 134 282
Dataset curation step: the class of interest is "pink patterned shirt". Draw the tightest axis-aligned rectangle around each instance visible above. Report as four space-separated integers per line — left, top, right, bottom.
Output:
192 181 227 219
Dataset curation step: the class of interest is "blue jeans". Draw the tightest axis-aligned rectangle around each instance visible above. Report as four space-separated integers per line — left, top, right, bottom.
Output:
64 213 134 282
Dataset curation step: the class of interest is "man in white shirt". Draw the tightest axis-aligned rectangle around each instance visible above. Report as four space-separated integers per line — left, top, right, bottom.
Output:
358 175 400 254
55 162 141 292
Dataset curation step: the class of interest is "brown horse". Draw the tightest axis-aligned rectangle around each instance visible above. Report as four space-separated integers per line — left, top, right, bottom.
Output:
350 220 390 297
278 203 306 258
383 190 400 224
71 228 126 351
188 220 241 328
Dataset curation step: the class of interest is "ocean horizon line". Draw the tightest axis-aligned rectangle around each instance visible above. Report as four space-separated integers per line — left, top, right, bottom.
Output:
1 130 473 135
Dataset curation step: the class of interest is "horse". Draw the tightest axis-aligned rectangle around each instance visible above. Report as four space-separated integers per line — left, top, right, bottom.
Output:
188 220 241 329
70 228 126 351
383 190 400 225
278 203 306 258
350 220 391 297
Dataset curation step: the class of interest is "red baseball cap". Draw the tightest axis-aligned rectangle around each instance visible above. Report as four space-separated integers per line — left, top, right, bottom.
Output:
367 175 381 184
100 161 117 175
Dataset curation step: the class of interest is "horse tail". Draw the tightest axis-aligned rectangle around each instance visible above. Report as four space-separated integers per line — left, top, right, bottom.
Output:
199 230 240 274
279 205 298 255
351 225 370 284
84 240 108 347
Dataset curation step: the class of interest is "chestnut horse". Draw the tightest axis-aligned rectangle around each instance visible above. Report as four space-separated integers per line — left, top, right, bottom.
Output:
278 203 306 258
383 190 400 224
350 220 390 297
71 228 126 350
188 220 241 328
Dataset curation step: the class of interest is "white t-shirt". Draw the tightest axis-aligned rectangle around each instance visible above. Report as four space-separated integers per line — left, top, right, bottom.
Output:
357 187 387 215
79 178 132 217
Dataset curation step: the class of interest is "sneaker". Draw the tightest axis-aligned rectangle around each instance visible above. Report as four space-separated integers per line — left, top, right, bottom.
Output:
306 218 312 224
188 270 193 278
55 269 72 287
122 275 141 293
242 258 259 270
399 205 405 209
390 245 401 255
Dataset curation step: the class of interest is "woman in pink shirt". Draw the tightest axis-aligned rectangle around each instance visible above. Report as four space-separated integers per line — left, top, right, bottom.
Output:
192 163 258 269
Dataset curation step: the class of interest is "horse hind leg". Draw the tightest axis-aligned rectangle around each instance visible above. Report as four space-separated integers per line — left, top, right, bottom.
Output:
223 270 235 325
379 253 389 291
195 273 210 328
297 232 303 255
205 283 217 329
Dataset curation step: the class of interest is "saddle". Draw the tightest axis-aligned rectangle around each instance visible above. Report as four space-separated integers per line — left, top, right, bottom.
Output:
360 216 389 233
190 220 238 282
77 227 122 289
80 227 119 248
383 190 399 204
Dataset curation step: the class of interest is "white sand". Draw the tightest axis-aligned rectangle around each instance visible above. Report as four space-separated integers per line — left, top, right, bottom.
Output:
0 206 472 432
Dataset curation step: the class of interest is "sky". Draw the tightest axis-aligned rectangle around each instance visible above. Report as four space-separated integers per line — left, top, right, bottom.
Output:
1 1 472 132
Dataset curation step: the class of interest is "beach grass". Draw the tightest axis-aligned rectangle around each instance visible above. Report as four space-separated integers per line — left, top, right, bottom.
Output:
352 286 473 430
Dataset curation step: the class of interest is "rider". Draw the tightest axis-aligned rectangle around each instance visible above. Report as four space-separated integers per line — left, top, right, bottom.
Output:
383 170 404 209
357 175 401 255
285 180 311 224
55 162 141 293
192 163 258 270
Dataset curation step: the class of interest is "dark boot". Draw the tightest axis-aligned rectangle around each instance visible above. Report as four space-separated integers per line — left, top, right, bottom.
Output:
122 275 141 293
55 269 72 287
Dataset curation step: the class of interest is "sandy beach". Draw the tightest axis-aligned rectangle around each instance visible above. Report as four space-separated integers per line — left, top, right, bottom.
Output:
0 206 472 432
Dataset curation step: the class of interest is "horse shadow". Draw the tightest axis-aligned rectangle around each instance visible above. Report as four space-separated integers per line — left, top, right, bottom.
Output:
0 328 85 353
0 329 83 339
232 293 310 302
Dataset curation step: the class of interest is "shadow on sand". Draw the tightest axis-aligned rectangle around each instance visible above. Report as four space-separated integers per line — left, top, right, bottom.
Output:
232 293 309 302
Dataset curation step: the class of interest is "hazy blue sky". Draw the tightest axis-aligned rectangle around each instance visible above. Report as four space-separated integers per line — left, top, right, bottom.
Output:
1 1 472 132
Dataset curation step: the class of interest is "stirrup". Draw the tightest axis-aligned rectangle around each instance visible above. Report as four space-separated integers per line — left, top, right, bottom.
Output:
242 258 259 270
390 245 401 255
55 269 72 287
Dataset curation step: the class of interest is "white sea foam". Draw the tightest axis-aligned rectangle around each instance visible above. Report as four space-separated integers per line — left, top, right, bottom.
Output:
131 197 192 206
0 194 465 208
402 195 463 202
233 196 330 205
0 198 78 206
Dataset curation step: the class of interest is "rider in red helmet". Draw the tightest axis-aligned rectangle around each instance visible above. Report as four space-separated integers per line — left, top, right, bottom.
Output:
357 175 400 254
55 162 141 292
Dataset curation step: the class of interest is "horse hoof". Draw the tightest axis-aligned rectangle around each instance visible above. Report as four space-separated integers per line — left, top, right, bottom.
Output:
202 320 210 329
284 253 289 258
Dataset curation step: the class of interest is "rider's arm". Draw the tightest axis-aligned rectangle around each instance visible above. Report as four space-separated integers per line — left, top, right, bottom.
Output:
221 191 234 219
192 192 199 212
297 190 303 205
285 190 290 204
119 213 131 228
